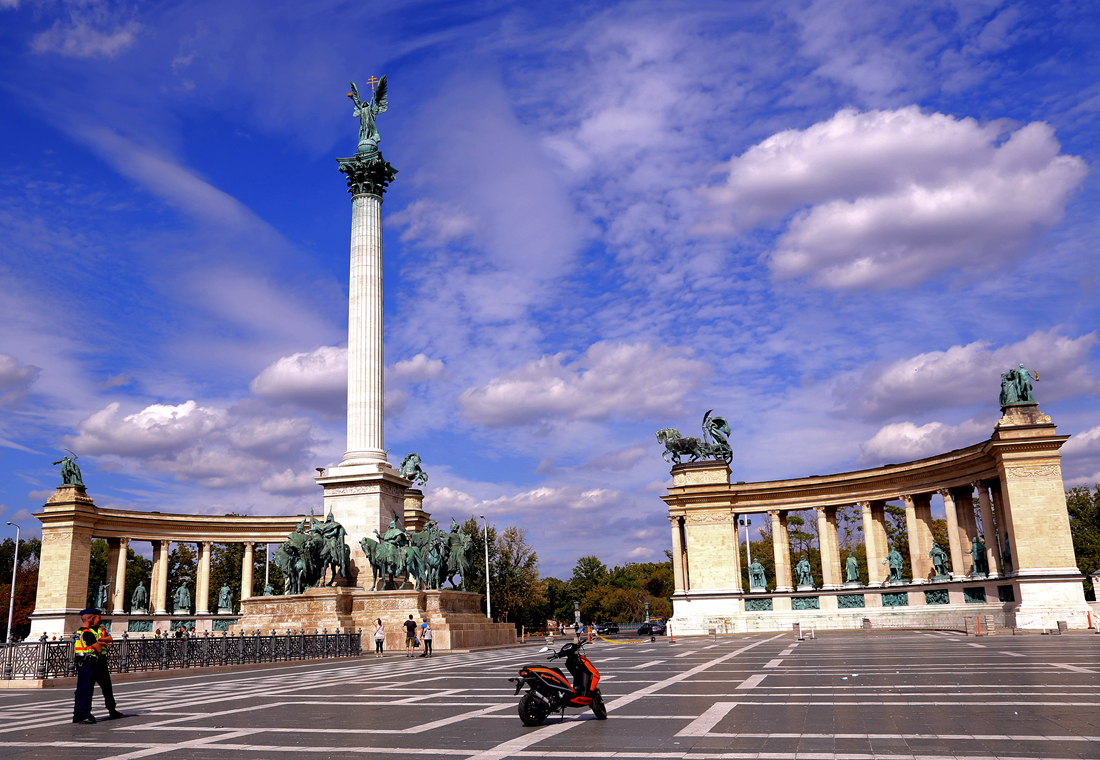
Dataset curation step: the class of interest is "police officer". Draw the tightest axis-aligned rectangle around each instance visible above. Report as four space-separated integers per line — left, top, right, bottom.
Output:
72 608 124 724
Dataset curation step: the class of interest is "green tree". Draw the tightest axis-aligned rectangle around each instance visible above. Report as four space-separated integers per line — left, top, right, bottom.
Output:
209 542 244 613
86 539 109 607
491 526 543 628
459 517 496 616
884 503 912 579
123 546 152 613
570 556 607 597
0 537 40 640
168 542 198 608
1068 485 1100 601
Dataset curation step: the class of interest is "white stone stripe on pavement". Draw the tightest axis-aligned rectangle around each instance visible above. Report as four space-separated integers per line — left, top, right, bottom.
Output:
676 701 737 736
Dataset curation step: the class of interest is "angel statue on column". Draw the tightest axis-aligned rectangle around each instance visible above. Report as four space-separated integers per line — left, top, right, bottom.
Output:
348 76 388 154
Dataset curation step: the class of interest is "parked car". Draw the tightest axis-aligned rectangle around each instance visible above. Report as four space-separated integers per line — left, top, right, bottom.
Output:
596 622 619 635
637 620 666 636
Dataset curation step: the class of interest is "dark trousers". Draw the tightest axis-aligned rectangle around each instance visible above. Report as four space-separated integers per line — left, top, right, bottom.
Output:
423 639 432 656
73 658 116 719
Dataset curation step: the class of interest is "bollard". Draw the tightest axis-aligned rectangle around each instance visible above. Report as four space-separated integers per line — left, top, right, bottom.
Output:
1057 620 1068 634
709 627 716 641
794 622 803 641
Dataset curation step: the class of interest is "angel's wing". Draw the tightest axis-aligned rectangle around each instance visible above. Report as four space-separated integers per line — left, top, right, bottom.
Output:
349 80 362 104
372 75 388 113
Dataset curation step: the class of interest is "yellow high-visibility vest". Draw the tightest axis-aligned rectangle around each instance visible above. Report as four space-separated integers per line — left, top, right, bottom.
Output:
75 625 106 657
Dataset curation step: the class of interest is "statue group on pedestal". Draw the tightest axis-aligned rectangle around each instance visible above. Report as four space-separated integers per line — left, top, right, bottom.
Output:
273 511 352 595
999 363 1038 407
360 515 474 591
656 410 733 465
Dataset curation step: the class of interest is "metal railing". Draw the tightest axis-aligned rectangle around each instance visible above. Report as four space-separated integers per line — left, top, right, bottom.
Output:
1 628 362 680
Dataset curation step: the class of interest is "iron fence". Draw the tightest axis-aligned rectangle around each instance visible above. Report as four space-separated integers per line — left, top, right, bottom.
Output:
1 629 362 680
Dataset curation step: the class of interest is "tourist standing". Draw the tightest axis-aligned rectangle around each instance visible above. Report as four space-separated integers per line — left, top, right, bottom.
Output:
373 618 385 657
403 615 417 658
72 608 123 724
421 622 433 657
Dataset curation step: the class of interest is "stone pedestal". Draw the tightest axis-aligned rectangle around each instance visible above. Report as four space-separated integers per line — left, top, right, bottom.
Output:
796 584 815 592
403 489 430 533
29 485 98 638
235 587 516 651
748 586 767 593
316 466 410 588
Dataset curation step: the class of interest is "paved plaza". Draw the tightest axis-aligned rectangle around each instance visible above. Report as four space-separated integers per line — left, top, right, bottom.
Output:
1 630 1098 759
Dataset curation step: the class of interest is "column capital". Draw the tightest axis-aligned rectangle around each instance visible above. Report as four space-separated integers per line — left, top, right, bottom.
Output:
900 494 915 507
857 501 872 512
969 479 986 489
937 488 954 501
813 505 827 517
243 541 255 549
766 509 783 518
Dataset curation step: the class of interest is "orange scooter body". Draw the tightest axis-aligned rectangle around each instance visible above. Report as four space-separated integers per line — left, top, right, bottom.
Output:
509 641 607 725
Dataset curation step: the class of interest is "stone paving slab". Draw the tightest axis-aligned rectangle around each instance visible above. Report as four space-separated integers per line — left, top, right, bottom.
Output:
1 631 1099 759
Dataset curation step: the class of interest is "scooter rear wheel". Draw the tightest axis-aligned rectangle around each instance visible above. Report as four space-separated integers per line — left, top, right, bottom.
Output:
591 690 607 720
518 692 549 727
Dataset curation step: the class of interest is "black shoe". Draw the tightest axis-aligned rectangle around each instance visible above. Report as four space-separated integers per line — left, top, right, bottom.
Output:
107 711 124 720
76 716 97 724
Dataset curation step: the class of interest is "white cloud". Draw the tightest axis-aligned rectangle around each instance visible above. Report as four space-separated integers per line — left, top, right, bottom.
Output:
703 107 1088 289
260 468 318 495
0 354 41 406
32 17 140 59
858 418 990 466
390 200 476 248
390 354 445 383
841 329 1099 421
458 342 709 427
1060 425 1100 487
250 346 346 417
65 400 316 489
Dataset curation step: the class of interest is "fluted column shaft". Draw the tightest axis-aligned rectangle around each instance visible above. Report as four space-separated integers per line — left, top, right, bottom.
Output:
669 517 686 592
343 193 387 465
903 494 934 581
241 542 254 601
815 507 840 587
111 538 128 614
196 542 212 614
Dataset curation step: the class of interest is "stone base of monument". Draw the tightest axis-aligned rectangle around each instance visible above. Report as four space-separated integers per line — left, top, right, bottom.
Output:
233 586 516 651
748 586 767 593
796 584 815 592
843 581 863 589
218 607 233 615
173 608 189 615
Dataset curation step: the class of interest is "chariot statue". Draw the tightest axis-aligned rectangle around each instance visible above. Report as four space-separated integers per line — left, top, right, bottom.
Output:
656 410 733 465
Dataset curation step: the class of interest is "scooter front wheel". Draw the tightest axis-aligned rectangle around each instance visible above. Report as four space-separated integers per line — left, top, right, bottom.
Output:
518 691 549 727
591 690 607 720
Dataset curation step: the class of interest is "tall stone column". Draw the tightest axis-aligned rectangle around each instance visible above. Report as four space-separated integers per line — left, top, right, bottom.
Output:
322 145 409 587
241 542 254 601
902 494 934 582
990 484 1015 574
729 511 743 592
769 510 793 592
939 489 965 577
669 516 688 592
111 538 128 614
105 538 121 611
196 542 212 615
973 482 1001 577
153 540 170 615
28 484 97 637
343 192 387 467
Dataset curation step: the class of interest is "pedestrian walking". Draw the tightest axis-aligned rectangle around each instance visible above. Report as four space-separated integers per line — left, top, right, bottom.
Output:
373 618 385 657
72 608 123 724
403 615 417 658
421 622 433 657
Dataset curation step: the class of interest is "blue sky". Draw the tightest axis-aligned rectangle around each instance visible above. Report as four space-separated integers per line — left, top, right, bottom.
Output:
1 0 1098 578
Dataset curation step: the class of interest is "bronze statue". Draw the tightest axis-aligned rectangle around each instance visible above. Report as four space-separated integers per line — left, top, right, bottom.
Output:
795 555 814 587
656 410 733 465
885 545 904 582
217 584 233 610
845 554 860 583
52 449 84 487
748 559 767 589
348 76 388 154
929 543 950 577
969 536 989 576
94 582 110 609
173 585 191 611
131 580 148 611
399 453 429 486
999 364 1038 407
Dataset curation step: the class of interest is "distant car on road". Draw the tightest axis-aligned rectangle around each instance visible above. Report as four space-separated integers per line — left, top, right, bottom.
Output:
637 620 666 636
596 622 619 635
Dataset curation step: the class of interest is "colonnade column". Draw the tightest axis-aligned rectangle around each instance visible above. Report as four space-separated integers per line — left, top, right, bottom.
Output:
111 538 128 614
815 507 841 588
902 494 934 582
105 538 121 613
196 542 212 615
860 501 887 585
990 483 1015 574
669 516 686 593
769 510 793 592
939 489 965 578
241 542 254 601
153 540 170 615
729 511 743 592
973 481 1001 577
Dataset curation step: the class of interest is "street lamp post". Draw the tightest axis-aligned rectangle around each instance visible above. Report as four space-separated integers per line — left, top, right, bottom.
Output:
739 517 752 569
264 544 270 593
5 523 18 646
480 515 491 620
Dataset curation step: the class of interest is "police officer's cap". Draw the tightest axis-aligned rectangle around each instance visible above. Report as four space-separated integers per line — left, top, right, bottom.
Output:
79 608 101 616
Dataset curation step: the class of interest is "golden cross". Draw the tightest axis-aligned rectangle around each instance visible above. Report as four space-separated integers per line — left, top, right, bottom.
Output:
367 75 379 92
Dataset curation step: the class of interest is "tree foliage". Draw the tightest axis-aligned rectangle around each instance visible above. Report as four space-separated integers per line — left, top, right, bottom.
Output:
0 537 40 640
1068 485 1100 601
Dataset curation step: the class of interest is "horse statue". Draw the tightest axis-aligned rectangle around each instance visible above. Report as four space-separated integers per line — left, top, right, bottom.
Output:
656 410 733 464
442 524 472 589
402 544 427 590
399 452 429 486
359 536 382 589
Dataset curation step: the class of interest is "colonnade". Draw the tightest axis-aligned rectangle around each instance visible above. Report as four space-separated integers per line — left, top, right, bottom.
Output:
754 480 1007 589
102 538 273 615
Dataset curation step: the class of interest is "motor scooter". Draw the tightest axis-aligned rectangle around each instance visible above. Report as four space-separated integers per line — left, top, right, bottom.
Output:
509 641 607 726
